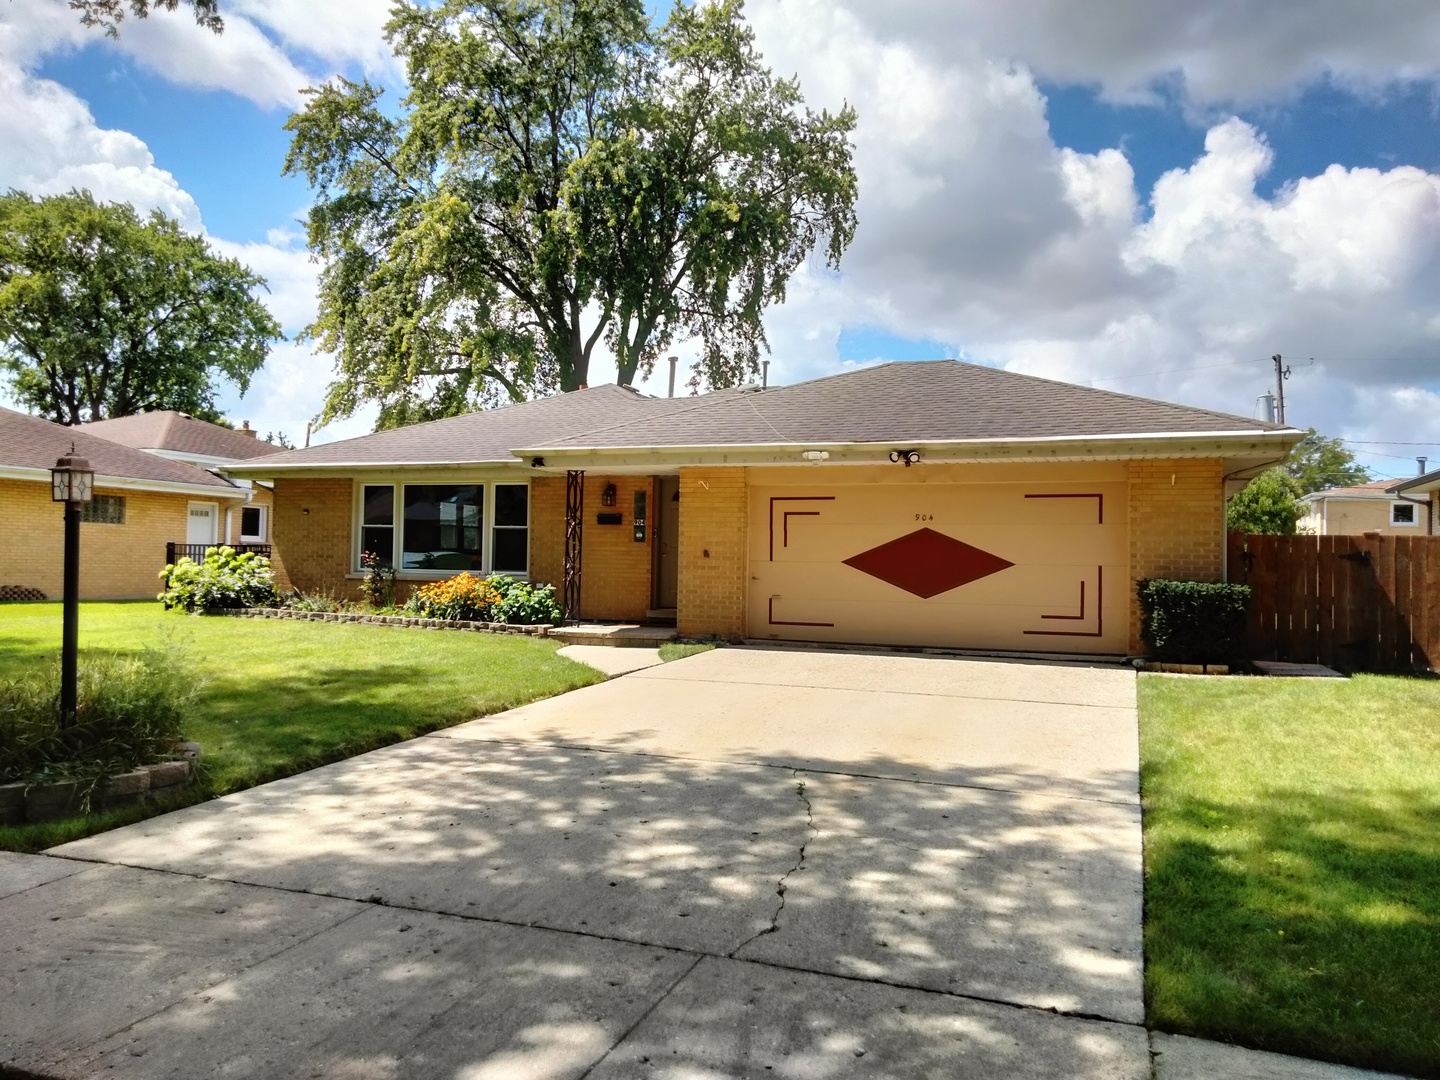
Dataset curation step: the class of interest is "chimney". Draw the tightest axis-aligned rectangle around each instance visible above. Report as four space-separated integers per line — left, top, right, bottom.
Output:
762 360 770 389
667 356 677 398
239 420 257 439
1420 456 1429 476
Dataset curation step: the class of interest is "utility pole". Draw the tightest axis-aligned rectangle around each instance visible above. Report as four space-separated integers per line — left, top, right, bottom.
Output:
1272 354 1291 425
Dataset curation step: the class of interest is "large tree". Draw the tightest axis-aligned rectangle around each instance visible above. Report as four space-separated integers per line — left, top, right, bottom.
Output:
66 0 223 37
284 0 858 429
1283 427 1371 494
0 190 282 425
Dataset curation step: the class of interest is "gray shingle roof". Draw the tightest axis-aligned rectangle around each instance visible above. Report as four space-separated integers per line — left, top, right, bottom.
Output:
242 383 716 468
524 361 1288 450
229 361 1291 473
0 407 238 490
80 411 286 461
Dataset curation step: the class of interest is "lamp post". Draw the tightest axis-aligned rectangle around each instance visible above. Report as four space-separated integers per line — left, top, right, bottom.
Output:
51 450 94 727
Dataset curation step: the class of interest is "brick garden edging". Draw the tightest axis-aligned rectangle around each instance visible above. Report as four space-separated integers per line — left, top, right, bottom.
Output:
214 607 557 636
0 743 201 825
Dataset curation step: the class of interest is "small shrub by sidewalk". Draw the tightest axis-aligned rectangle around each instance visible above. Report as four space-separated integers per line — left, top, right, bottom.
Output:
0 648 196 810
1137 579 1250 664
160 546 277 612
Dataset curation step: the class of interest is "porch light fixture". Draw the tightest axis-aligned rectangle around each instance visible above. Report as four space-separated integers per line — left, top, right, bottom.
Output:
600 482 617 507
801 450 829 462
51 449 94 729
889 449 921 467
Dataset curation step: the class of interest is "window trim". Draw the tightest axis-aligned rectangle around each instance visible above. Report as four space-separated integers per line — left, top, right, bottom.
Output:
239 504 267 543
1390 501 1420 527
350 477 530 580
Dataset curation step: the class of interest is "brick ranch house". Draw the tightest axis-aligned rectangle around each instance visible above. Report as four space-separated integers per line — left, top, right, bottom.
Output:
0 407 250 600
226 361 1304 656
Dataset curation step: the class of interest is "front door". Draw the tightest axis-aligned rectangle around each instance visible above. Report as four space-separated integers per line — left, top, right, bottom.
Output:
186 502 218 546
654 476 679 610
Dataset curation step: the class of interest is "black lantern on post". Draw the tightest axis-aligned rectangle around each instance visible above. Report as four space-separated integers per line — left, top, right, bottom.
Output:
51 450 93 727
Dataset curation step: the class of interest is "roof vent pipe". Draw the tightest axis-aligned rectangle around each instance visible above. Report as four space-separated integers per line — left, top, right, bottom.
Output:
667 356 677 398
1420 456 1429 476
762 360 770 389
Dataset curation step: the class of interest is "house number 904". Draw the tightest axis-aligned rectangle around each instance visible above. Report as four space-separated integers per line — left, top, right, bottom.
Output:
914 513 934 521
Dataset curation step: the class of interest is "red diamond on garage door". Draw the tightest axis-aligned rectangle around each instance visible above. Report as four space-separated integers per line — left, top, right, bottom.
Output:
842 528 1014 598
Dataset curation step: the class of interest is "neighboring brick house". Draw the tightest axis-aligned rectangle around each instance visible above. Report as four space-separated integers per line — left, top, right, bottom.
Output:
226 361 1304 655
1299 476 1436 536
0 407 247 600
79 411 285 549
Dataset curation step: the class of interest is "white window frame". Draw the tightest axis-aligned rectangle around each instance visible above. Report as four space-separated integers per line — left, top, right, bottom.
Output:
239 504 267 543
349 476 530 580
1390 501 1420 527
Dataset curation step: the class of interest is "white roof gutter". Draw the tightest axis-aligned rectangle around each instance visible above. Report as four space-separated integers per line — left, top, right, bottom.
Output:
0 465 245 500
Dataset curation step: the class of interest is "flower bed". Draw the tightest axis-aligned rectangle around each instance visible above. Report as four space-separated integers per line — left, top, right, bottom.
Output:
217 607 557 636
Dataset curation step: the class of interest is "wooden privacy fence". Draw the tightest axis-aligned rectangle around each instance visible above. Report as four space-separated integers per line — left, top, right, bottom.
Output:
1227 533 1440 673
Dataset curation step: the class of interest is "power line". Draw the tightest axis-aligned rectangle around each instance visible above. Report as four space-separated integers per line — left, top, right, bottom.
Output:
1342 439 1440 447
1089 358 1272 384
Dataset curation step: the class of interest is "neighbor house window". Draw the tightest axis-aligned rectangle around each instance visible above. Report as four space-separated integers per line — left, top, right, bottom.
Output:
81 494 125 524
240 505 265 542
402 485 483 572
492 484 529 574
361 485 395 567
1391 502 1417 526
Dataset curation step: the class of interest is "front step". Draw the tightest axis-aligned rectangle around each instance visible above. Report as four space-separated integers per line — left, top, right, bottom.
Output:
645 607 678 625
549 623 678 648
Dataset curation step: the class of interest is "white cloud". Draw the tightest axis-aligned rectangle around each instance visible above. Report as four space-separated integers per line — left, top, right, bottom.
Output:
800 0 1440 107
744 0 1440 453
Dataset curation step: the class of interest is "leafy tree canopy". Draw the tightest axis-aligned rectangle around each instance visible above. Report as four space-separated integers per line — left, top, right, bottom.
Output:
0 190 282 425
66 0 222 36
284 0 858 429
1227 468 1306 535
1283 427 1371 494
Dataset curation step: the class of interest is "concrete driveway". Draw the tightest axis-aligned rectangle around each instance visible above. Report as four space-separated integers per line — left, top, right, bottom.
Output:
3 647 1150 1078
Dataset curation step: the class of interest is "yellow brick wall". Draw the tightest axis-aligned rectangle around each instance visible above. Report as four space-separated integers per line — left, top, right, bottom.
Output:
1127 458 1225 653
526 473 656 621
270 478 354 600
529 476 565 594
0 476 227 600
677 466 748 640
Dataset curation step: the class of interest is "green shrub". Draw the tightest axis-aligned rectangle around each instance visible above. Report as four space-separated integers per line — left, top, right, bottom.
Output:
1137 579 1251 664
0 648 196 797
159 546 277 612
490 576 563 625
401 574 562 625
281 588 347 613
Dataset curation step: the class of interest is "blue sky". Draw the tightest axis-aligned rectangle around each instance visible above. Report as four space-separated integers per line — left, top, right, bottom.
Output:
3 0 1440 475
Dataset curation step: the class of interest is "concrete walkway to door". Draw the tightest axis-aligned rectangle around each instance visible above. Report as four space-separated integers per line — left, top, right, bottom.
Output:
4 647 1393 1077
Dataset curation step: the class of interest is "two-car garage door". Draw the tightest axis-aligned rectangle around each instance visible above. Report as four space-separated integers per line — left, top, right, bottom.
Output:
747 469 1128 655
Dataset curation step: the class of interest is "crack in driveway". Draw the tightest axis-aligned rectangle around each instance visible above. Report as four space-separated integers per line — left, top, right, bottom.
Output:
729 771 818 957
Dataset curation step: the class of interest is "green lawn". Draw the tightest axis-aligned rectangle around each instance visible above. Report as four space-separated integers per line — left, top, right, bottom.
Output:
1140 673 1440 1076
0 603 603 853
659 641 717 662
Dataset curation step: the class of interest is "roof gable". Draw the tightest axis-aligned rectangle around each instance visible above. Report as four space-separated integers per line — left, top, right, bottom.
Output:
0 408 237 490
79 411 286 461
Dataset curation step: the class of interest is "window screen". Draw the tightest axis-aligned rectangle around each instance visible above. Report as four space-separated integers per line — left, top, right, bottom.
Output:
361 485 395 567
492 484 529 573
241 506 263 540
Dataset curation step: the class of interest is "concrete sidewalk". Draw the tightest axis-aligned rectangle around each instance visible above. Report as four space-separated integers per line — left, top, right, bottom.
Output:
0 649 1414 1078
